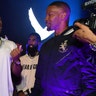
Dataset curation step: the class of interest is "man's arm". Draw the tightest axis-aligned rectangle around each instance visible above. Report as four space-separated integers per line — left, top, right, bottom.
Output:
73 22 96 44
73 22 96 51
10 44 22 85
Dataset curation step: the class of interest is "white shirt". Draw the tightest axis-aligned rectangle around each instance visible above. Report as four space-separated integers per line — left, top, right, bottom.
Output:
16 54 39 93
0 37 17 96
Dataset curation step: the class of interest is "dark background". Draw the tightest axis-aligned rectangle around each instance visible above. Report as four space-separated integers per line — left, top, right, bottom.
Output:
0 0 89 55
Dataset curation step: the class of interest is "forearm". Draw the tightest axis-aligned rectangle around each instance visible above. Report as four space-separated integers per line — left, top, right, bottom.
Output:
11 60 22 77
11 60 22 85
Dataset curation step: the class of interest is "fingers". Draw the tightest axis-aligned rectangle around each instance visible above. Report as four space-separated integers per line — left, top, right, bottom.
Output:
19 45 22 50
10 44 23 61
74 22 89 30
73 22 96 43
16 44 23 52
11 48 19 58
16 44 22 51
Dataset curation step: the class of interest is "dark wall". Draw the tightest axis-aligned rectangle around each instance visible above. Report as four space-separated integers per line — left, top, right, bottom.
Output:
0 0 90 54
0 0 34 54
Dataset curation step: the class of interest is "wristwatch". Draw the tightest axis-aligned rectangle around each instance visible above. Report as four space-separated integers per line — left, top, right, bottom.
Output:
15 60 21 65
89 43 96 51
12 60 21 65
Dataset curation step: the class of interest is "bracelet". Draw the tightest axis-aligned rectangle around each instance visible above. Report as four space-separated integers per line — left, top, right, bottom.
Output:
13 60 21 65
89 43 96 51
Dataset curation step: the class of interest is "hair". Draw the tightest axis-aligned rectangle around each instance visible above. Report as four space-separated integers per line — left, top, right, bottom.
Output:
28 32 41 42
48 1 71 22
48 1 71 12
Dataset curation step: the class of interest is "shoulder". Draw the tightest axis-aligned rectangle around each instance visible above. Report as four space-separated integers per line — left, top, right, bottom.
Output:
41 37 55 49
1 38 17 50
20 54 27 59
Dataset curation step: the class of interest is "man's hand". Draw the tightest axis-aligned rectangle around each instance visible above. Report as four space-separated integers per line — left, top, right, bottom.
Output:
73 22 96 44
10 44 23 61
11 44 23 78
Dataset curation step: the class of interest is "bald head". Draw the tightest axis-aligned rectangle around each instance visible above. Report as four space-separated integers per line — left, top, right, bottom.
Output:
48 1 71 19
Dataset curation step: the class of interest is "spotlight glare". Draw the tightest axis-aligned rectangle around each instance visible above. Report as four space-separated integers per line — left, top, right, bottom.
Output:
28 8 54 40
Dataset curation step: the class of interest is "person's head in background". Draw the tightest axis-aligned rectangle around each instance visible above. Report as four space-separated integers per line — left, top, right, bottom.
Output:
45 1 71 36
0 17 2 33
26 32 41 57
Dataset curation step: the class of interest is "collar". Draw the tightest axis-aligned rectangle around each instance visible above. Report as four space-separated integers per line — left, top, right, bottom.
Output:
63 26 75 36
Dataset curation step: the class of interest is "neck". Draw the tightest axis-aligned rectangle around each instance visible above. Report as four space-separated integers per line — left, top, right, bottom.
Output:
55 26 68 36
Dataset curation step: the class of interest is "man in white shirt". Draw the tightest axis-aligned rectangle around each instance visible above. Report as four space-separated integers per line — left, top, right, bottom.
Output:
17 32 41 96
0 17 22 96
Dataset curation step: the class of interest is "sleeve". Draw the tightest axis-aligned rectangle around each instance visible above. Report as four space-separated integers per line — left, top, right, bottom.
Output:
80 44 96 66
81 60 96 96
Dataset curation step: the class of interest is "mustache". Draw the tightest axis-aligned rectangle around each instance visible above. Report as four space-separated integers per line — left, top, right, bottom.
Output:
26 45 38 57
